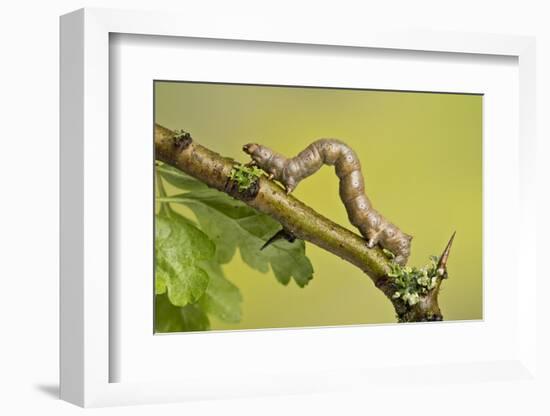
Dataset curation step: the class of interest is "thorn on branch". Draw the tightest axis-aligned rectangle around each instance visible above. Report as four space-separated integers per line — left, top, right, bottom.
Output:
260 228 297 250
437 231 456 278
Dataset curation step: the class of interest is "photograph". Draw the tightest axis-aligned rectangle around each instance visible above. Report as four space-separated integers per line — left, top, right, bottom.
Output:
154 81 483 332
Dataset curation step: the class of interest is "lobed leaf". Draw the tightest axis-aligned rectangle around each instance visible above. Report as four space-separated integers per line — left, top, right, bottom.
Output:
161 187 314 288
155 178 243 329
201 198 312 286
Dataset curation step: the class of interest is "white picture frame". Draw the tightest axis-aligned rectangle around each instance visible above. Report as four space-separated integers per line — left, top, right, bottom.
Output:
60 7 538 407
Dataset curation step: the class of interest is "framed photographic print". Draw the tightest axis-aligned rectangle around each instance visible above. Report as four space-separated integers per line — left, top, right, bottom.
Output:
60 7 538 407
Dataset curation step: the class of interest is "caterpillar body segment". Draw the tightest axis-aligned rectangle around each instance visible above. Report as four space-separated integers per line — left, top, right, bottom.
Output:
243 140 412 265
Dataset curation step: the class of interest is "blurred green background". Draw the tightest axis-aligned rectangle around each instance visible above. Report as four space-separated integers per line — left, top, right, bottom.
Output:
155 81 482 329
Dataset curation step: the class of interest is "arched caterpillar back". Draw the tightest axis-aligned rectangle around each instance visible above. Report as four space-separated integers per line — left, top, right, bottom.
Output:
243 139 412 265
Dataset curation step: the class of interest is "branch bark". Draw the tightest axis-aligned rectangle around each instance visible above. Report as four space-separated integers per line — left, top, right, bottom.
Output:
155 124 450 322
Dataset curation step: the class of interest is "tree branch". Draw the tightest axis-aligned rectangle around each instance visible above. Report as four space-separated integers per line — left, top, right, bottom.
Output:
155 124 451 322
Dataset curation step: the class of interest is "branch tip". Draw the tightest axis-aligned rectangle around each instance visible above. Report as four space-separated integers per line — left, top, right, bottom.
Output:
437 231 456 276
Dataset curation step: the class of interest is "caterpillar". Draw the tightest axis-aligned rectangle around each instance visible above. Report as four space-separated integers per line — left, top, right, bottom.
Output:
242 139 413 265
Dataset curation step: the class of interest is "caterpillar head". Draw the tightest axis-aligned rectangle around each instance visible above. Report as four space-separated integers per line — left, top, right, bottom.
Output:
243 143 292 190
242 143 273 166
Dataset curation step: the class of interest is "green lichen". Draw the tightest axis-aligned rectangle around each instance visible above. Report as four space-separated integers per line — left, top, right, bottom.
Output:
229 164 265 191
388 255 440 306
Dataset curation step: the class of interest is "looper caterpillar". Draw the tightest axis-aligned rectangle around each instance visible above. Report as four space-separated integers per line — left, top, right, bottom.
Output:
243 139 413 265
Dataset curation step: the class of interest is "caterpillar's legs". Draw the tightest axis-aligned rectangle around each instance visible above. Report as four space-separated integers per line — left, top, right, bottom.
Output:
366 229 382 249
245 160 257 167
394 254 407 266
267 173 274 180
283 177 297 194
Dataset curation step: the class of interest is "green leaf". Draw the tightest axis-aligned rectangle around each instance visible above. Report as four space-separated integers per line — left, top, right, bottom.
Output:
163 189 314 287
155 211 215 307
155 294 210 332
156 163 207 191
155 267 168 295
199 261 242 323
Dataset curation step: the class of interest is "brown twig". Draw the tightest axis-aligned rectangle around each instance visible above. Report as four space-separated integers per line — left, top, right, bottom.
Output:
155 123 454 322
